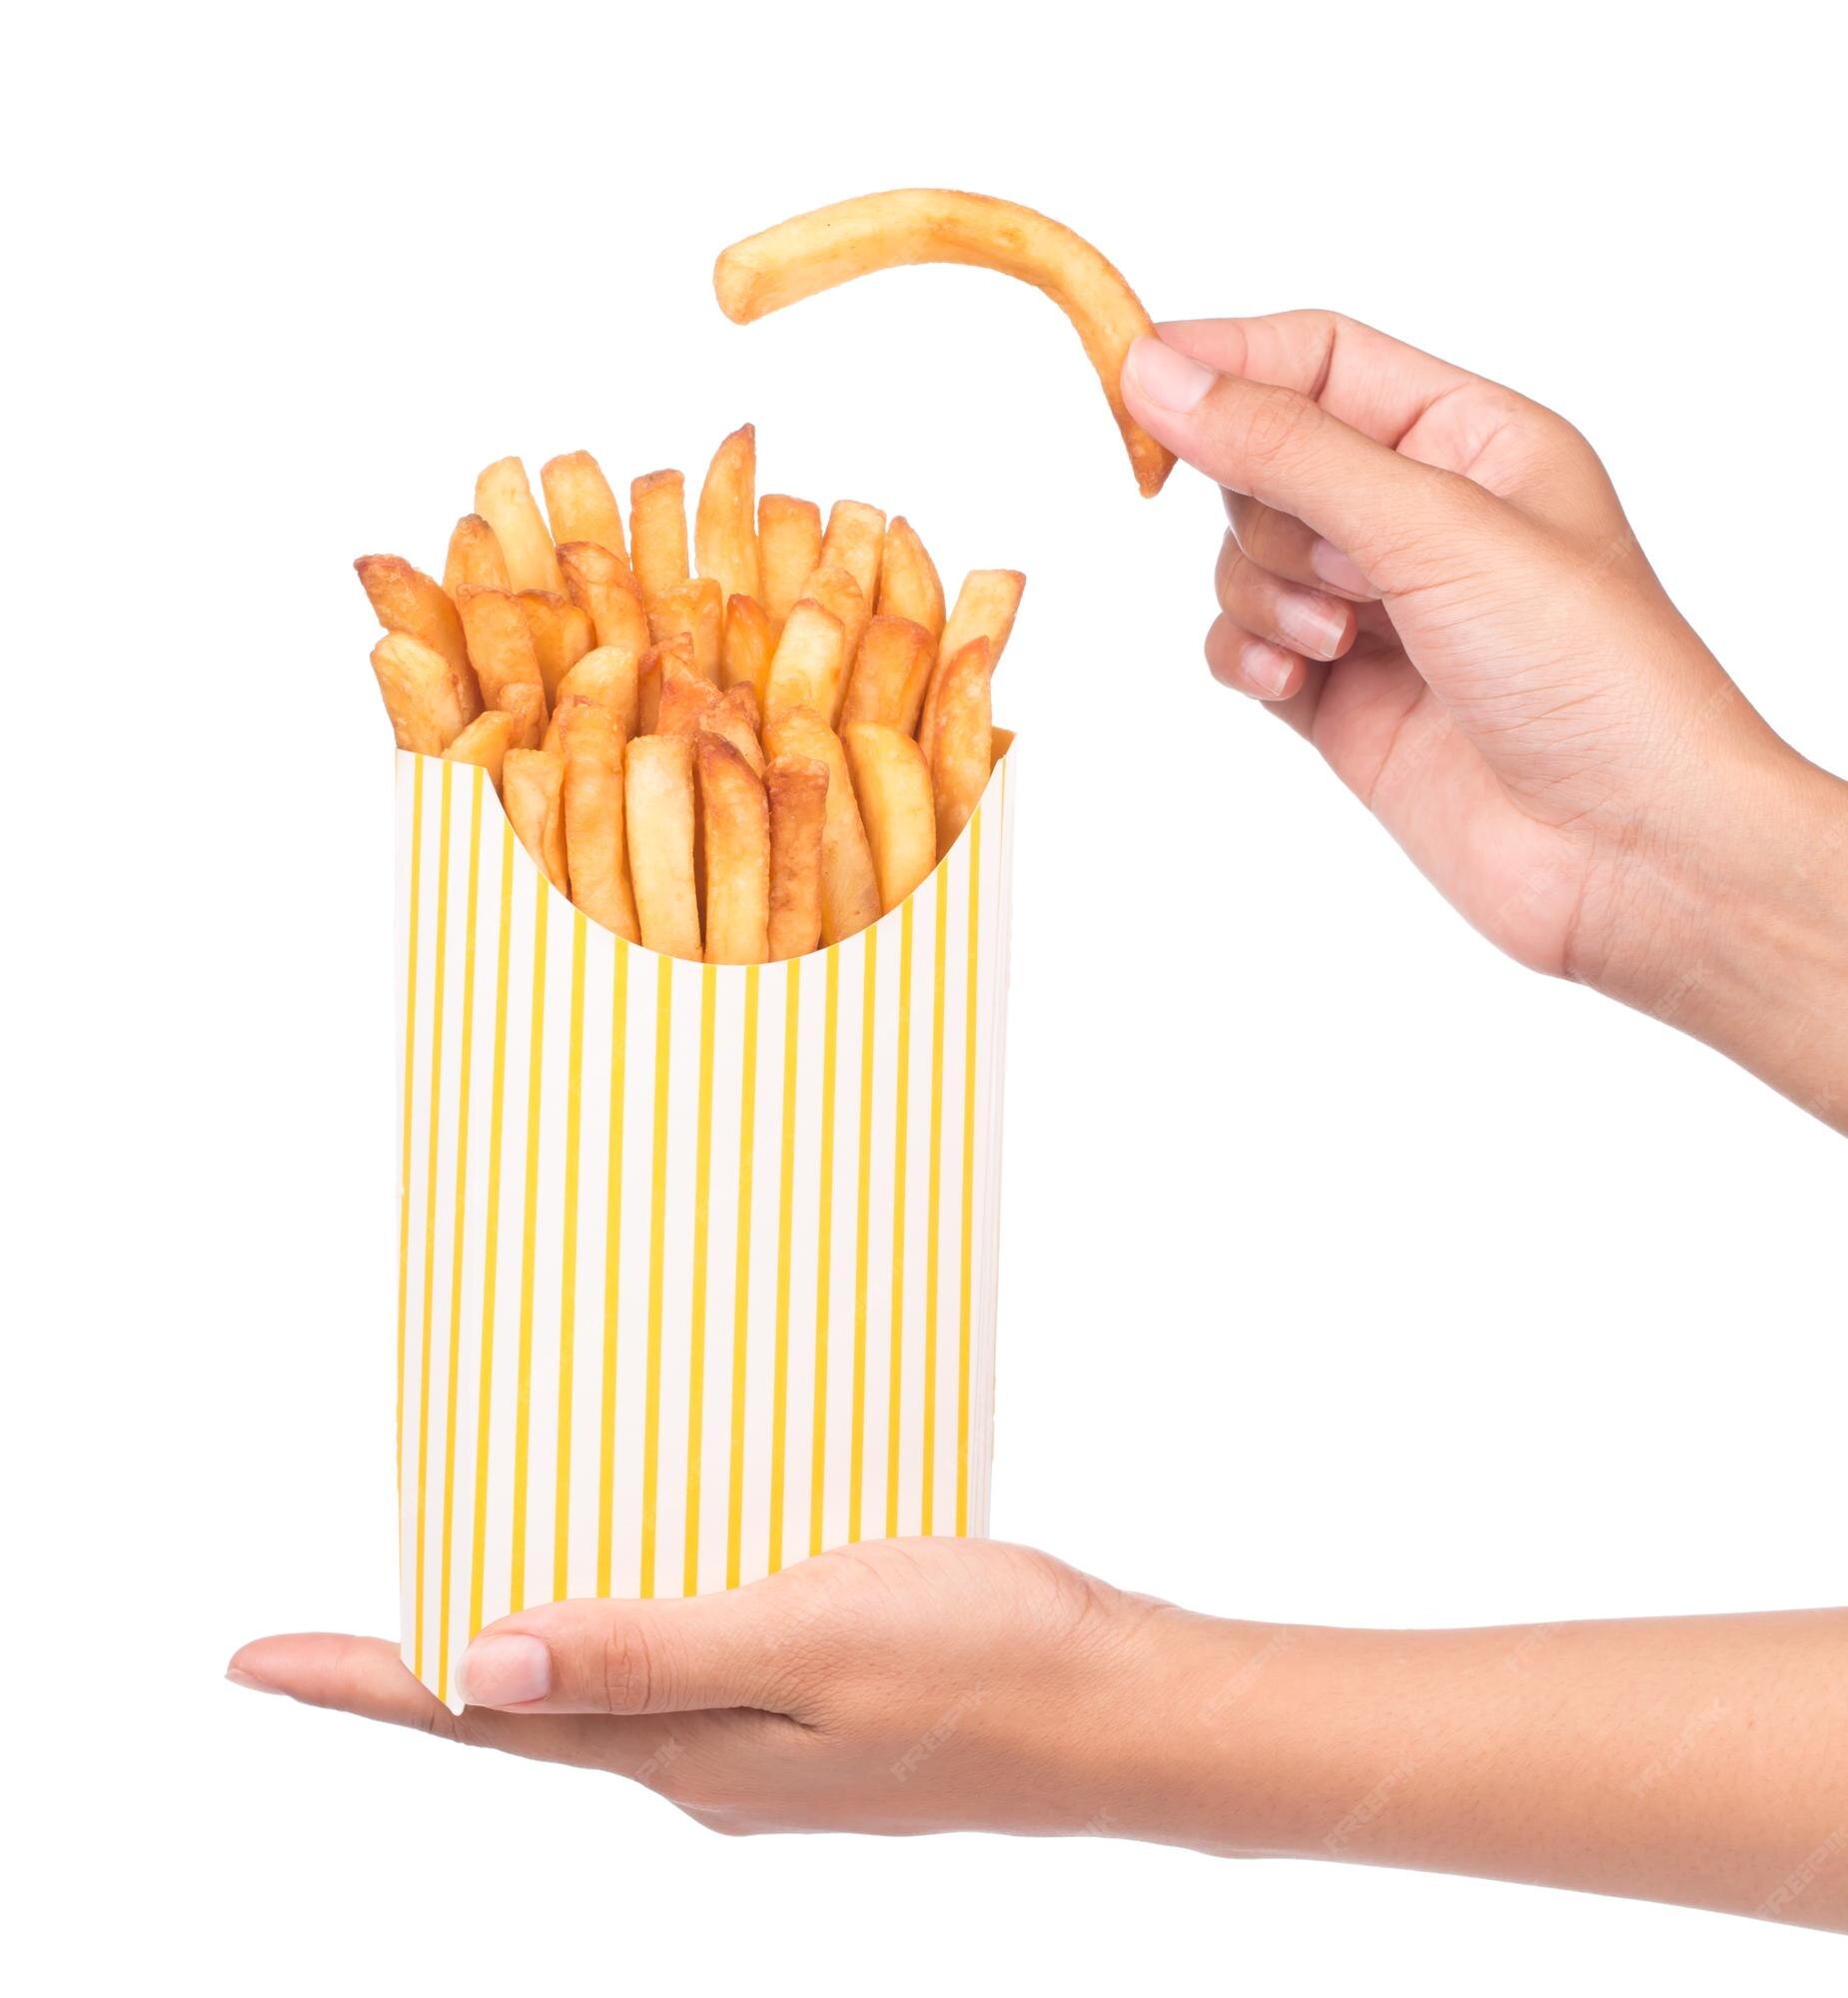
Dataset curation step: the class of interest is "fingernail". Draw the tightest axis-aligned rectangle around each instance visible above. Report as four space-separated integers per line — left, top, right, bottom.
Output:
457 1632 551 1707
226 1665 283 1694
1125 335 1217 415
1241 638 1299 698
1310 539 1370 595
1275 592 1347 660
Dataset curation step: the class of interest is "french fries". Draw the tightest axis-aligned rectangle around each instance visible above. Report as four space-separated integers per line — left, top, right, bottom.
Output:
714 189 1174 498
876 516 944 642
757 494 822 631
540 452 627 567
361 425 1016 965
765 755 827 960
629 471 689 605
502 747 569 892
559 703 638 942
694 424 760 607
763 705 881 944
695 735 770 964
624 734 701 960
474 457 565 593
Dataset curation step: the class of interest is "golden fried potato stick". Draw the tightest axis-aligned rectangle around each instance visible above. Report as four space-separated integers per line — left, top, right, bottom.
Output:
695 735 770 965
444 513 509 598
502 747 569 892
817 500 885 604
764 754 827 961
720 593 774 700
444 709 517 792
557 540 649 662
355 556 477 714
474 457 564 593
928 636 992 858
800 565 868 706
647 576 723 682
705 683 766 775
763 705 881 943
842 722 936 914
457 584 545 710
918 569 1024 763
541 452 627 568
757 495 822 633
637 633 691 735
694 424 760 607
624 734 702 960
555 644 640 739
876 516 945 644
657 647 721 738
990 724 1016 768
372 632 467 753
629 471 689 606
541 690 599 753
713 190 1174 498
761 599 846 723
493 682 547 750
840 615 933 732
516 590 594 701
559 702 639 943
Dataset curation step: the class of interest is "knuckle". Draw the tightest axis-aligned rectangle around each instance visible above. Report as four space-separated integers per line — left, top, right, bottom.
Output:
599 1619 663 1712
1235 383 1320 473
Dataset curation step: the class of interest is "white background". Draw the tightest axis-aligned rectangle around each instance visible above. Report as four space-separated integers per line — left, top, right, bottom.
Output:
8 1 1843 1988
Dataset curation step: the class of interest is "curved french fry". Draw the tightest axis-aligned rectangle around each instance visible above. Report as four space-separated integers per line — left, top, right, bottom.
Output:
714 190 1173 498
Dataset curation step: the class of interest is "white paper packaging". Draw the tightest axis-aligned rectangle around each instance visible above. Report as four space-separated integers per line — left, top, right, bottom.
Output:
393 745 1016 1708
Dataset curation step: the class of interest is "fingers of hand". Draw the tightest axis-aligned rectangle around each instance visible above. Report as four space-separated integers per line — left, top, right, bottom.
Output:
1215 532 1356 664
1205 613 1307 701
1224 492 1372 599
457 1581 796 1717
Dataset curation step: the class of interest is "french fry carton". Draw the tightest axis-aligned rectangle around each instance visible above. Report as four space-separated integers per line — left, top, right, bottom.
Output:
393 745 1017 1708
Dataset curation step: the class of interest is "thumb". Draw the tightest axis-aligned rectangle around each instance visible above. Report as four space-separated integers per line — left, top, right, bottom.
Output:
457 1584 793 1715
1122 334 1503 596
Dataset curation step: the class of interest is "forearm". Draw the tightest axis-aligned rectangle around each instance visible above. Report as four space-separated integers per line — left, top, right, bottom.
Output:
1114 1604 1848 1928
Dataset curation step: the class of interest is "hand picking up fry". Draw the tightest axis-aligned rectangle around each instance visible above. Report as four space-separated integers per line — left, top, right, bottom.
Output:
356 431 1013 964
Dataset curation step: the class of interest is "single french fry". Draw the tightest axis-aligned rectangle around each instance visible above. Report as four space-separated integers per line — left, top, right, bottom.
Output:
541 690 598 754
540 451 627 567
516 589 594 701
371 632 466 752
625 734 702 960
720 592 774 700
918 569 1024 762
560 703 638 942
355 556 478 718
493 682 547 750
876 515 945 644
638 632 692 735
705 683 765 774
458 584 544 709
647 576 723 681
757 494 823 632
765 754 827 961
761 599 846 722
694 423 760 607
555 644 640 738
629 470 688 605
762 706 881 943
695 735 770 965
713 189 1174 497
817 500 885 604
474 457 564 593
657 647 721 738
502 747 569 891
557 540 650 668
444 513 509 597
842 723 935 914
840 614 933 731
990 724 1016 767
444 709 517 792
928 636 993 858
799 565 867 710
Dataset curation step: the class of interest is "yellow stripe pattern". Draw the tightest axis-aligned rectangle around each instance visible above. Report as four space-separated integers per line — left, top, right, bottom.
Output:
395 749 1014 1703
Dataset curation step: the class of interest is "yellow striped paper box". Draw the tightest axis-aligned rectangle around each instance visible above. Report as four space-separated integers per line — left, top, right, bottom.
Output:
394 745 1017 1709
